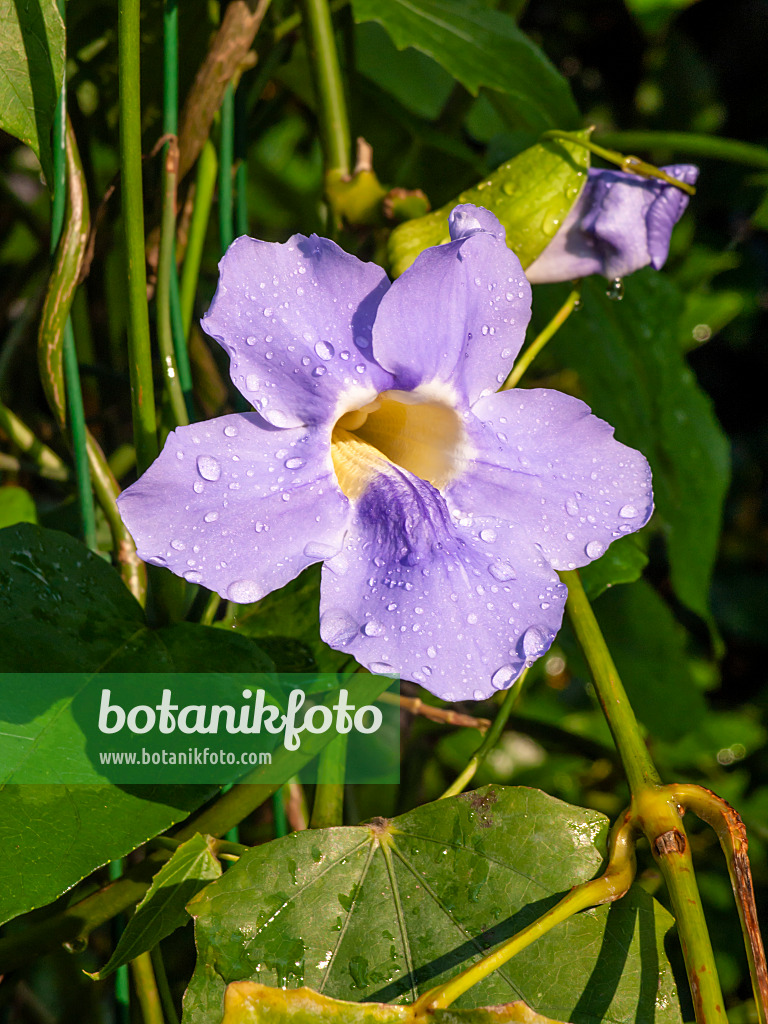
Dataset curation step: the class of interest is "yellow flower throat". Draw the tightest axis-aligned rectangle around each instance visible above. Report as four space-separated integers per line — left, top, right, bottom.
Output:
330 390 464 500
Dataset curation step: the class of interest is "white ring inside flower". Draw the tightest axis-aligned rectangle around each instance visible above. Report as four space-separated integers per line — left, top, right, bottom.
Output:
331 389 464 499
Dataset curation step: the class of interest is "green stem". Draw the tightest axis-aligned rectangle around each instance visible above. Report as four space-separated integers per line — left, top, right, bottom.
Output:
273 0 349 42
541 130 697 194
561 570 659 795
180 140 217 338
0 402 70 481
502 287 581 391
563 569 726 1023
156 137 189 427
130 952 164 1024
149 945 180 1024
63 322 98 549
118 0 158 474
440 669 528 799
234 83 249 237
309 732 348 828
413 809 637 1013
273 789 289 837
109 859 130 1024
298 0 351 185
219 83 236 253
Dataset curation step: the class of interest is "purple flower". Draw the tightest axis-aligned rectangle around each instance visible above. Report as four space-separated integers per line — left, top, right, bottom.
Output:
525 165 699 284
117 205 652 701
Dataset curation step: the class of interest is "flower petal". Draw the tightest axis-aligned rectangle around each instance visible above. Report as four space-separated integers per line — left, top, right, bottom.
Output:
319 465 566 700
201 235 393 428
525 165 698 284
448 389 653 571
117 413 350 601
371 207 531 404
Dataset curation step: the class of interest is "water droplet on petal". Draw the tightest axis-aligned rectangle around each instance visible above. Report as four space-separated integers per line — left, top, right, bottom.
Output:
363 619 384 637
285 457 304 470
184 569 203 583
619 504 638 518
314 340 334 360
254 521 266 533
303 541 339 560
224 425 238 437
228 579 261 603
472 689 485 701
370 661 394 674
491 664 517 690
312 365 327 378
197 455 221 481
170 539 185 551
479 528 497 543
245 374 259 392
522 625 549 660
320 609 358 647
585 539 605 559
204 511 219 523
263 407 294 428
489 560 516 582
565 496 579 516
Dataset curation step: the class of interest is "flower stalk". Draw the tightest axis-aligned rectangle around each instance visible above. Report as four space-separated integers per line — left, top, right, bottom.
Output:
501 287 581 390
562 569 727 1024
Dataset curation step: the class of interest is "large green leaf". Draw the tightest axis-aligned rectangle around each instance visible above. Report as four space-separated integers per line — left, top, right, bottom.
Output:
388 133 590 278
0 0 65 182
92 833 222 980
351 0 579 133
544 272 730 624
185 786 681 1024
0 485 37 529
0 524 272 925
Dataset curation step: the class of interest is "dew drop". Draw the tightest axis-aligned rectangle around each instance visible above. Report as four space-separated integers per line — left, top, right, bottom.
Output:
303 541 338 559
197 455 221 481
262 407 294 428
489 560 516 582
479 528 497 543
565 496 579 516
170 539 185 551
246 335 257 346
254 521 266 533
320 609 358 647
315 340 334 360
370 661 394 674
363 620 384 637
585 539 605 559
473 689 485 701
184 569 203 583
606 277 624 301
491 664 517 690
522 625 549 660
619 504 638 518
227 579 261 603
245 374 259 392
204 511 219 523
223 425 238 437
312 365 327 378
285 457 304 470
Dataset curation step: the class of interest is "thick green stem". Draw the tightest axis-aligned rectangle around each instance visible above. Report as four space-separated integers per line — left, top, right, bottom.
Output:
130 952 164 1024
298 0 351 185
440 670 528 799
309 733 348 828
156 137 189 427
502 288 581 391
63 322 98 549
118 0 158 474
219 83 236 252
0 402 69 480
563 569 726 1023
180 140 218 338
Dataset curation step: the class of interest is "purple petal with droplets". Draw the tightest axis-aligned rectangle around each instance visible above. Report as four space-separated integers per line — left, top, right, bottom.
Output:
448 389 653 571
117 413 350 601
371 214 531 403
449 203 507 243
319 465 566 700
525 164 698 284
201 234 394 428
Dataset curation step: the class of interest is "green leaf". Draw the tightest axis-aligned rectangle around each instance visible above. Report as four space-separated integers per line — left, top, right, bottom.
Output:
0 486 37 528
580 535 649 601
219 980 572 1023
91 833 222 980
351 0 579 133
185 786 681 1024
388 133 590 278
0 0 65 182
0 524 273 925
544 271 730 624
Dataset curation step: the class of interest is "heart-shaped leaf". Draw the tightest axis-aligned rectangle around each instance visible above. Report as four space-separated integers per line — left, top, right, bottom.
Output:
184 786 681 1024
